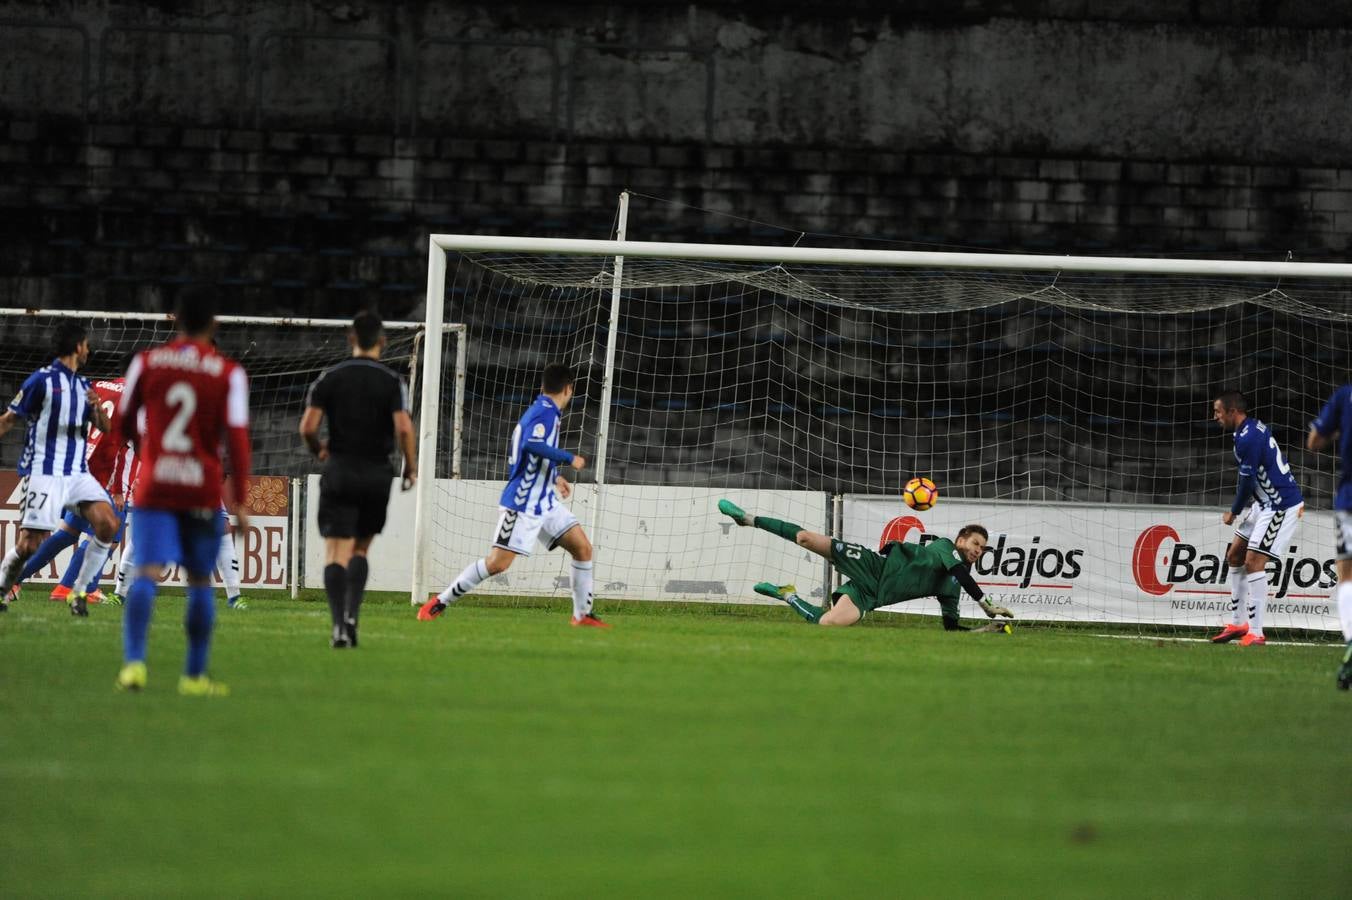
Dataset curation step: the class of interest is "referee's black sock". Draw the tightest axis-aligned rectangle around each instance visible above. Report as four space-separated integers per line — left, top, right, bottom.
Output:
345 555 370 625
323 563 347 628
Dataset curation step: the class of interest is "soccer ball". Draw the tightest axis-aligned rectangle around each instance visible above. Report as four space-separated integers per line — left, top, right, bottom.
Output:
902 476 938 511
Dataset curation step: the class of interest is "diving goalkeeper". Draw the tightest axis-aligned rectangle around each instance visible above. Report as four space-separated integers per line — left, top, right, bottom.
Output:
718 499 1014 630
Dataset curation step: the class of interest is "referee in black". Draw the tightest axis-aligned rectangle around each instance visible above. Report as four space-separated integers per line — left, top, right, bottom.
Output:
299 311 417 647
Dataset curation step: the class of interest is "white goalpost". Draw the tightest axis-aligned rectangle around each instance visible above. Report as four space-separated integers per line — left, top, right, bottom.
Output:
419 226 1352 633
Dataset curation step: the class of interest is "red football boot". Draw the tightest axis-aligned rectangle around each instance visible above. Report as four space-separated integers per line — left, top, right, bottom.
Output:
1210 623 1248 644
571 613 611 628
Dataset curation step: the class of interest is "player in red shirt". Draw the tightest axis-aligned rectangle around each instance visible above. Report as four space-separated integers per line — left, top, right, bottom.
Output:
113 291 251 696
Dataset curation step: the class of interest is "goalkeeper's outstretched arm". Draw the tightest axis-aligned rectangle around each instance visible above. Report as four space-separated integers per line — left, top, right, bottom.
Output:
952 566 1014 619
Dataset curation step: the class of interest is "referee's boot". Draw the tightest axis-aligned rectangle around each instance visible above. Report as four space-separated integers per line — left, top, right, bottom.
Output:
331 623 351 648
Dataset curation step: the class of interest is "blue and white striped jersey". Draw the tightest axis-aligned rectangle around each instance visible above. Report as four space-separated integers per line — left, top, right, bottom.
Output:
7 359 93 477
1233 418 1303 510
1311 383 1352 511
499 395 573 515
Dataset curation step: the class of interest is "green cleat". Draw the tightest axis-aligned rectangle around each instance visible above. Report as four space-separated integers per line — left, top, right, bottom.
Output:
227 596 249 610
69 592 89 617
104 593 124 608
178 675 230 698
754 581 796 601
718 498 753 526
116 661 147 692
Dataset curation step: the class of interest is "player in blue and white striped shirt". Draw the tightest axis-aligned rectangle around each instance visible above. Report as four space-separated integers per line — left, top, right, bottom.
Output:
418 363 608 627
0 323 122 616
1210 389 1305 646
1307 382 1352 689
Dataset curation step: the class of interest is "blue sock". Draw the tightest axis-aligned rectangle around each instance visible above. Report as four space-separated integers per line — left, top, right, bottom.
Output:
123 576 157 663
60 542 87 589
184 584 216 677
17 530 78 582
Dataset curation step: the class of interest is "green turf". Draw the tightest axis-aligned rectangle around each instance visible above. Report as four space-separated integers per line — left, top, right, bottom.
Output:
1 591 1348 898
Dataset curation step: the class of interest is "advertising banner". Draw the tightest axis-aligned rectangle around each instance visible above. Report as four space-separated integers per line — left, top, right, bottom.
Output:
306 477 830 604
843 495 1340 631
0 473 290 590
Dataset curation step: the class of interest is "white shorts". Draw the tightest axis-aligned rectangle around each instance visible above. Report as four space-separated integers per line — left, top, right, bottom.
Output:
1234 502 1303 560
1336 509 1352 560
17 472 111 534
492 504 580 557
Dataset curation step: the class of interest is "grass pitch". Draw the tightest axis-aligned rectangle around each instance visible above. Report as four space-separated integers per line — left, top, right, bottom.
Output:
1 591 1348 899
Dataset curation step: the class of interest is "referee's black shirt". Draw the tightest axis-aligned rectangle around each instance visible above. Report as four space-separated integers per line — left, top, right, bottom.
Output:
305 358 409 460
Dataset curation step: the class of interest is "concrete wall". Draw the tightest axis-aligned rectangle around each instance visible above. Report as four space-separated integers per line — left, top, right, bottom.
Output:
1 2 1350 317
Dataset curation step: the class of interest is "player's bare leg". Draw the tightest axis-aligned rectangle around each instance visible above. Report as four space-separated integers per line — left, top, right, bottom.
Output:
1211 537 1252 643
557 525 607 627
818 594 862 627
419 545 518 621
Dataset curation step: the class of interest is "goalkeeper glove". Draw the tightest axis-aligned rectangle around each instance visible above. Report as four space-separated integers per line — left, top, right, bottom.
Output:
981 601 1014 619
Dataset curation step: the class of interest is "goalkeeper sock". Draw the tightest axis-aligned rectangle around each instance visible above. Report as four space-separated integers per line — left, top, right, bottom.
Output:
570 560 594 618
1227 567 1248 626
323 563 346 628
345 555 369 625
1336 580 1352 642
72 537 112 597
18 529 77 583
438 559 488 605
183 583 215 678
754 517 804 543
784 590 823 623
1245 571 1268 637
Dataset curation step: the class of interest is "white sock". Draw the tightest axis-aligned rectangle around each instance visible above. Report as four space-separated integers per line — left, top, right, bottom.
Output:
74 537 113 596
1245 571 1268 637
217 533 241 600
1227 567 1248 626
0 548 21 591
438 559 489 604
1336 580 1352 642
570 560 594 618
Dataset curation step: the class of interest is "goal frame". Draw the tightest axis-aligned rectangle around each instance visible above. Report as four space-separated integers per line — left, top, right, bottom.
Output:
420 232 1352 615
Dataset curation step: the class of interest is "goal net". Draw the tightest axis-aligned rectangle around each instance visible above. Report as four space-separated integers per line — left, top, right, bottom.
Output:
418 235 1352 635
0 310 460 595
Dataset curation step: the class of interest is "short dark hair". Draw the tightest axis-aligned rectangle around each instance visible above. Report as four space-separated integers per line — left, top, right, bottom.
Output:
174 286 217 335
1215 390 1248 414
541 363 575 394
352 310 383 350
54 321 88 356
957 524 988 542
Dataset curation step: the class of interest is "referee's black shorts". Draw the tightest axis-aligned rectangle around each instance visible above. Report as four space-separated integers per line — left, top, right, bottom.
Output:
317 456 394 539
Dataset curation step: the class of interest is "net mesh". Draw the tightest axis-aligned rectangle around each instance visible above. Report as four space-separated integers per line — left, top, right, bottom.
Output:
0 313 426 478
424 250 1352 634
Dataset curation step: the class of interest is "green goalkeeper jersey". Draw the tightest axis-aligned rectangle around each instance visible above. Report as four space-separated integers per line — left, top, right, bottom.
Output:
830 536 966 617
880 538 965 611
